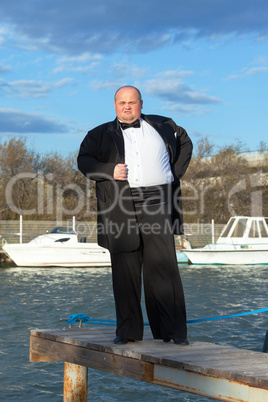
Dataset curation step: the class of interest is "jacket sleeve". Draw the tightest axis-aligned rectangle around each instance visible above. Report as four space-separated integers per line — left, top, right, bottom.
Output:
169 119 193 179
77 128 116 182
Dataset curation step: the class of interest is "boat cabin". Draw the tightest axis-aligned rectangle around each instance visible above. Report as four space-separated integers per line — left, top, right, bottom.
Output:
28 227 79 245
217 216 268 244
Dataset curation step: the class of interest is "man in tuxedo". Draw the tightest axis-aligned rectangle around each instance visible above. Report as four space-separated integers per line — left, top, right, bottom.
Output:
77 86 193 345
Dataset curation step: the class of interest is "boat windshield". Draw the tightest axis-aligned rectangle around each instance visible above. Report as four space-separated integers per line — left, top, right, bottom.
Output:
259 221 268 237
230 219 247 238
221 218 235 237
248 220 260 238
49 227 76 234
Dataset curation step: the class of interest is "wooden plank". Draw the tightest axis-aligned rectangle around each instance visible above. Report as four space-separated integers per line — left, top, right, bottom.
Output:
30 351 59 363
31 328 153 356
30 335 154 382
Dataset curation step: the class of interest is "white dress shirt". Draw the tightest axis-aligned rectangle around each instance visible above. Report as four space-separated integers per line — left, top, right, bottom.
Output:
121 118 174 188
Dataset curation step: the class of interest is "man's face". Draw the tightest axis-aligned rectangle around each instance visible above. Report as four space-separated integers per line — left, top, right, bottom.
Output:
114 87 143 123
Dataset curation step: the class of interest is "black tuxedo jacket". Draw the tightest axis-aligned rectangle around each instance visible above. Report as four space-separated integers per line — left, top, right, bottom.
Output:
77 114 193 253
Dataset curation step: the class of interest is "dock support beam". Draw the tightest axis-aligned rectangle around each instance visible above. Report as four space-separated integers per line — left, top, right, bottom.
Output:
63 362 88 402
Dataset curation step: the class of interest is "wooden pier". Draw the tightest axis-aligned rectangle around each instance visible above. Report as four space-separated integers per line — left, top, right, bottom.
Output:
30 326 268 401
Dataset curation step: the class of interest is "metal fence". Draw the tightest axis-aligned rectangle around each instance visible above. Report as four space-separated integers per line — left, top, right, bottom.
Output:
0 219 224 249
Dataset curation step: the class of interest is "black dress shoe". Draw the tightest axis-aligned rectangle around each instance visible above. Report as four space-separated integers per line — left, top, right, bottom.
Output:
113 336 129 345
173 338 189 345
163 338 171 343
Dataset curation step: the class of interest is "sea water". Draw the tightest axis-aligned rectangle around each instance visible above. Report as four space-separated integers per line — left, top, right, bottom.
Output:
0 264 267 401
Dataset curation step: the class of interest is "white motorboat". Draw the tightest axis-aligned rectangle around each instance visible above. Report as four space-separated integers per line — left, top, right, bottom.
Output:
2 227 111 267
181 216 268 265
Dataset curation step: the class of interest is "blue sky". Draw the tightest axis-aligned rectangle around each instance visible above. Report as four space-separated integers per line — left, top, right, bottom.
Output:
0 0 267 157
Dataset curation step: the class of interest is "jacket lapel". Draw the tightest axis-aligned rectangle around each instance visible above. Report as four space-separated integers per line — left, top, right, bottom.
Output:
107 119 125 163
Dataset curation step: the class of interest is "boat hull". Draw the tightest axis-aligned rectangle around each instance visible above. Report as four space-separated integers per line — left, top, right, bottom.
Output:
176 251 188 263
182 249 268 265
3 243 111 267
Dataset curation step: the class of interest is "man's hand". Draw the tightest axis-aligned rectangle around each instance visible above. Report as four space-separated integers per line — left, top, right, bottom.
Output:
113 163 128 180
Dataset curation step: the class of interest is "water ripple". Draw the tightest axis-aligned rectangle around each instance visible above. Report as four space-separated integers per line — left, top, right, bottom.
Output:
0 265 267 401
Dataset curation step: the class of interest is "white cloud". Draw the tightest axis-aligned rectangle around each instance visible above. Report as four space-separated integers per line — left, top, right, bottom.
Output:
244 66 268 75
224 64 268 80
53 78 74 88
111 63 147 79
91 80 122 92
53 53 102 74
0 63 11 73
144 70 221 105
223 74 240 81
0 78 75 98
0 108 68 133
163 104 211 116
58 53 102 63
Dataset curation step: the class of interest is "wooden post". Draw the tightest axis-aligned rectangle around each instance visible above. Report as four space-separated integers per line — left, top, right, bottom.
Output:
63 362 88 402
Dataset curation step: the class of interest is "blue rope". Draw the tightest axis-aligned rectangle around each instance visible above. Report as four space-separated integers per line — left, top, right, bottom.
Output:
187 306 268 323
65 306 268 326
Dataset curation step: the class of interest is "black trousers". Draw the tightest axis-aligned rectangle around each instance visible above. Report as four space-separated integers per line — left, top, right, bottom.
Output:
110 185 187 341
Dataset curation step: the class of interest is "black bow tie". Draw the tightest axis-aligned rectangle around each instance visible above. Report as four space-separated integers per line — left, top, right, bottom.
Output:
119 119 140 130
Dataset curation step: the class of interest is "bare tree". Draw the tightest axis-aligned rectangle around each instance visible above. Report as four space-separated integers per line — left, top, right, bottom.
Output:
0 137 41 219
182 140 253 223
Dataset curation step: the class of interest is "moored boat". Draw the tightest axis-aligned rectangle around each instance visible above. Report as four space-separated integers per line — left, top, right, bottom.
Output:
2 227 111 267
182 216 268 265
